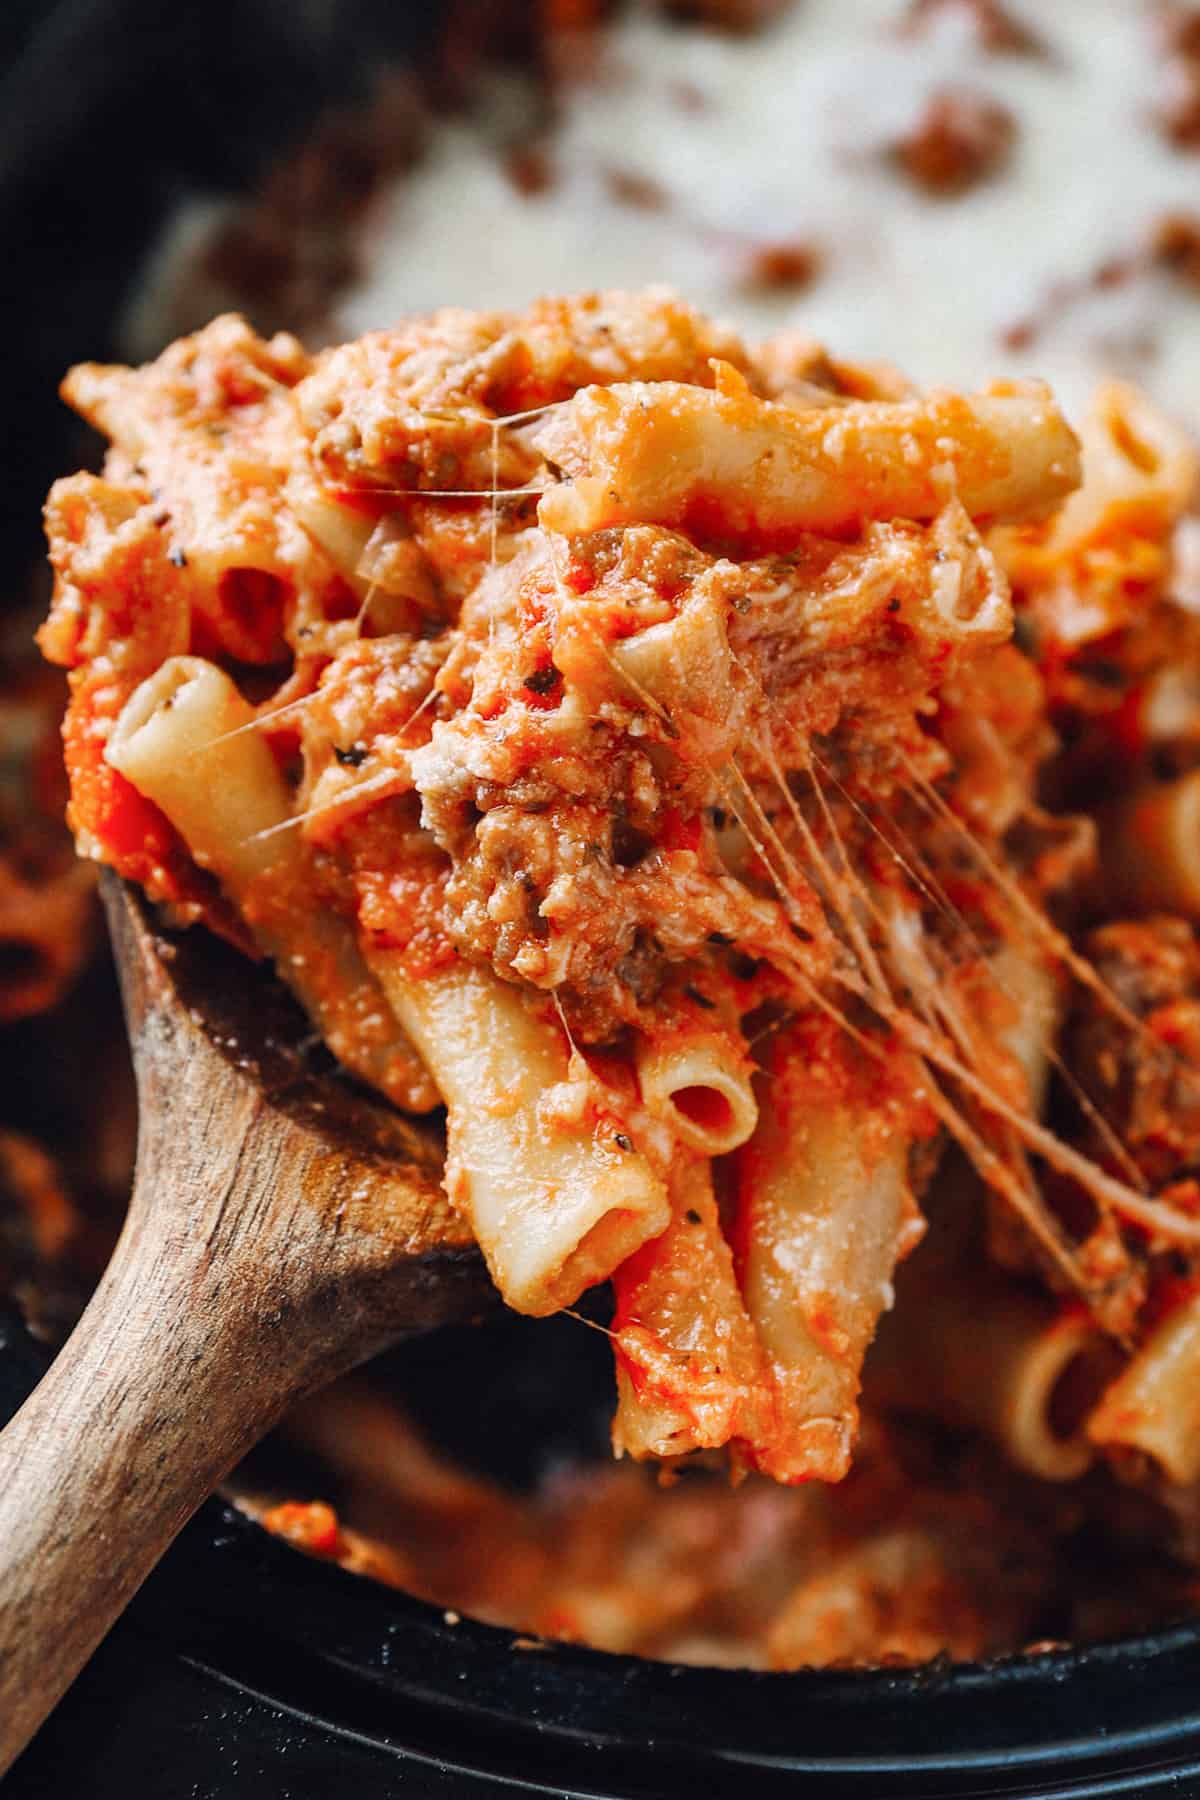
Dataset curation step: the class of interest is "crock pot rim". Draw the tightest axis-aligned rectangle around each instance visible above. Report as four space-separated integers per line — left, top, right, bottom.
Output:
154 1488 1200 1780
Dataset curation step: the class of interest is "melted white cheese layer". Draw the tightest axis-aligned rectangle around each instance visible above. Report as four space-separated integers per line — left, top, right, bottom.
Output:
340 0 1200 428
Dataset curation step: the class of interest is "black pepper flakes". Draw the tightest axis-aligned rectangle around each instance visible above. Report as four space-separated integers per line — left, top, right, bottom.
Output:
334 743 368 768
523 665 562 696
168 546 189 569
614 1132 633 1152
685 1208 702 1225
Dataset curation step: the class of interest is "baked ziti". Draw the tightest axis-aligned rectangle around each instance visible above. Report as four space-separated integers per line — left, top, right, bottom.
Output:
39 289 1200 1500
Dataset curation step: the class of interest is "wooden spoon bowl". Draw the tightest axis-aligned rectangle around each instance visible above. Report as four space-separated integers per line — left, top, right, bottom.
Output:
0 872 490 1772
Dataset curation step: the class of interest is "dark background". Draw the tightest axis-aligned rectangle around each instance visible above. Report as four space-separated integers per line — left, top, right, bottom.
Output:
8 5 1200 1792
0 0 502 576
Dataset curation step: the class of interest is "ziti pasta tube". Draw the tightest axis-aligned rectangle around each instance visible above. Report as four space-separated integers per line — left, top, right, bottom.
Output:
108 657 433 1112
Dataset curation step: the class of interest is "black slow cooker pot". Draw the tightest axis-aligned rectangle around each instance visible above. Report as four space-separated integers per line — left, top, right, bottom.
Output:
5 4 1200 1794
5 1300 1200 1799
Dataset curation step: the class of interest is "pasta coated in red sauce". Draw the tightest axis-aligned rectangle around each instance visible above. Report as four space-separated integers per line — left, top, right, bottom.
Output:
30 289 1200 1665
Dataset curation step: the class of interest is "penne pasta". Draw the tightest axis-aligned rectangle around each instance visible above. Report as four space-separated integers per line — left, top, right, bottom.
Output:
1039 382 1197 557
64 319 322 666
107 658 298 888
634 1032 758 1155
869 1266 1113 1482
535 376 1080 539
734 1024 924 1485
368 951 669 1315
611 1153 768 1461
286 469 376 599
1087 1290 1200 1486
990 383 1199 654
107 657 435 1112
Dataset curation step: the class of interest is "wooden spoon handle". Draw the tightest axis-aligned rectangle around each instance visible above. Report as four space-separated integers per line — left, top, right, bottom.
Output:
0 880 480 1772
0 1144 306 1771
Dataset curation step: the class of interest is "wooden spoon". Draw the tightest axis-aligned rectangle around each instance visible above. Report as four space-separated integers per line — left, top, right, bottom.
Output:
0 872 489 1772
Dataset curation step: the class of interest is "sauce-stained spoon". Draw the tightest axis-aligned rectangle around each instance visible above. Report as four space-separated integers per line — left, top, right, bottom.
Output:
0 872 489 1771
